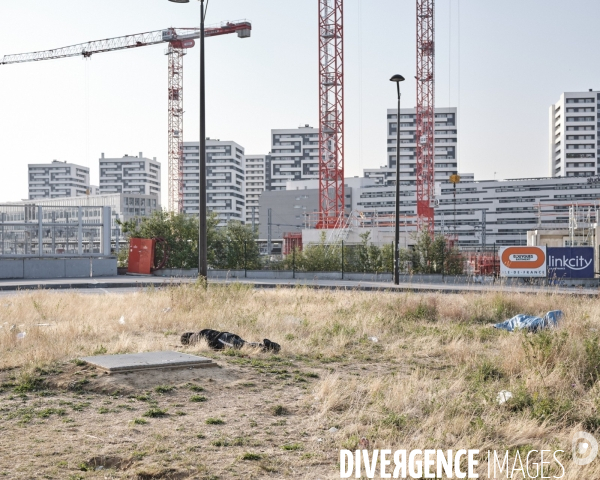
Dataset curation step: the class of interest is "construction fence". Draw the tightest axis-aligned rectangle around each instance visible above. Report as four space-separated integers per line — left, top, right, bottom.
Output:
243 240 470 276
0 205 112 257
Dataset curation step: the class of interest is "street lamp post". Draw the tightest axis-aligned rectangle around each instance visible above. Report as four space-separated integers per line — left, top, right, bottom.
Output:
168 0 208 278
390 74 405 285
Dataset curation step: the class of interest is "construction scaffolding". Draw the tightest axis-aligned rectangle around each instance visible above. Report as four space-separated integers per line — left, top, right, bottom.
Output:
535 202 599 247
283 232 302 255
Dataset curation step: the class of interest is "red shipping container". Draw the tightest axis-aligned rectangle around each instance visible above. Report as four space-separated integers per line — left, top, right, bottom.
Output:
127 238 156 275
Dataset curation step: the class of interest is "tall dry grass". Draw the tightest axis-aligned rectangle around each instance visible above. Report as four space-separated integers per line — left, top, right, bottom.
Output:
2 284 600 477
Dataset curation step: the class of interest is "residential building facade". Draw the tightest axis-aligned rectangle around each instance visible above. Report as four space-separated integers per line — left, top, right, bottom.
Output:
28 160 90 200
364 107 459 186
99 152 161 198
245 154 268 230
260 173 600 249
268 125 319 190
182 140 245 226
550 90 600 178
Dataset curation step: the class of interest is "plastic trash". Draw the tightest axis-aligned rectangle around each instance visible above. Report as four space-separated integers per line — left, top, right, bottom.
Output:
578 442 589 455
328 427 338 433
16 332 26 340
368 337 379 343
118 316 125 325
497 390 513 405
163 308 172 313
494 311 563 332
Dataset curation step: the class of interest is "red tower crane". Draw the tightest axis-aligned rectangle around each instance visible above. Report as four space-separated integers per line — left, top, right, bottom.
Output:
317 0 344 229
0 21 252 213
416 0 435 236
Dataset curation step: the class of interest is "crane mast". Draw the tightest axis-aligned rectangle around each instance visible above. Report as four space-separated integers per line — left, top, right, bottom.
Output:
416 0 435 237
318 0 344 229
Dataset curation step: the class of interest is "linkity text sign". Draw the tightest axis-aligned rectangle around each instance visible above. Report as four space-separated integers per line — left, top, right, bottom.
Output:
499 246 546 277
547 247 595 279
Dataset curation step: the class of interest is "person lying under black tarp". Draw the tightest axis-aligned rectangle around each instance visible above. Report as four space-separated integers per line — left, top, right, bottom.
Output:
181 329 281 353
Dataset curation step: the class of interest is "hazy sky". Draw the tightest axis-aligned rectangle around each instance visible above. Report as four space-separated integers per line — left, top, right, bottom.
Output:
1 0 599 205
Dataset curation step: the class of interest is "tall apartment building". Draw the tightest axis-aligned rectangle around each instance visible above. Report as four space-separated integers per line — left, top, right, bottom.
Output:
245 154 268 229
268 125 319 190
550 90 600 178
364 107 458 185
99 153 161 198
28 160 90 200
182 140 245 226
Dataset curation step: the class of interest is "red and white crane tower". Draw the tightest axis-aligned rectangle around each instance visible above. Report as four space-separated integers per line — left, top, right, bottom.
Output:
1 21 252 213
415 0 435 236
317 0 345 229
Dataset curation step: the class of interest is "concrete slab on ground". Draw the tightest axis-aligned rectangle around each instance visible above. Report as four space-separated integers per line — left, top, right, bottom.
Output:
80 351 216 374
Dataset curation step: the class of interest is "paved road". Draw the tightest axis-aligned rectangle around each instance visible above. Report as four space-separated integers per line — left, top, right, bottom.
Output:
0 275 597 297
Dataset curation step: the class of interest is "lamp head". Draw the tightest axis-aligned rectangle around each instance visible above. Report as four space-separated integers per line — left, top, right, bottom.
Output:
390 74 405 83
168 0 190 3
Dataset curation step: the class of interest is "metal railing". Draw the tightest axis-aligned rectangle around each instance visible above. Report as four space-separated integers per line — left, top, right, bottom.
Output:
0 205 111 257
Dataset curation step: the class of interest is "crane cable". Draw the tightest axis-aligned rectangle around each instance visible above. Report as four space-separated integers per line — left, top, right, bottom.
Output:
85 59 90 180
449 0 451 114
457 0 461 172
203 0 210 22
358 0 363 171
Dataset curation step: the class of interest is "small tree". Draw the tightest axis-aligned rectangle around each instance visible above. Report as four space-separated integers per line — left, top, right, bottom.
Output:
345 231 389 273
408 231 464 274
211 221 261 270
118 210 219 269
284 232 341 272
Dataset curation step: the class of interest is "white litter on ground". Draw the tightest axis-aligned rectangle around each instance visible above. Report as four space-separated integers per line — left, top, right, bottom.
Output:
497 390 513 405
16 332 26 340
328 427 339 433
118 316 125 325
368 337 379 343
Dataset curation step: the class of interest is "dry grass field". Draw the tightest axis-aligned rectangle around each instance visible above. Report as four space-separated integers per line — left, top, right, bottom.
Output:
1 283 600 479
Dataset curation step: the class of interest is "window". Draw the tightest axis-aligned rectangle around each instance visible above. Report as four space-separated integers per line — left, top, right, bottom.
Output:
567 116 595 122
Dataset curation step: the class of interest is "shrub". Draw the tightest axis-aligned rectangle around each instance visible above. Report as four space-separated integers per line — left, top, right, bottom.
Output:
242 453 262 461
582 336 600 387
472 360 504 384
270 405 288 416
406 300 438 322
281 443 302 451
154 385 174 394
381 412 407 429
205 418 224 425
143 408 168 418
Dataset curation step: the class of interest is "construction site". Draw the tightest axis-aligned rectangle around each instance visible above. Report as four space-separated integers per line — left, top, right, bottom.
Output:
1 0 600 283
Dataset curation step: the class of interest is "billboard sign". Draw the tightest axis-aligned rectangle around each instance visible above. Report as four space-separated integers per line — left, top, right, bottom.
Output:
499 246 547 277
547 247 595 279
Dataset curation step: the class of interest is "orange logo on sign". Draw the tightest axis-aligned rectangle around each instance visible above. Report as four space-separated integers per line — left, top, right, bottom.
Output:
501 247 546 269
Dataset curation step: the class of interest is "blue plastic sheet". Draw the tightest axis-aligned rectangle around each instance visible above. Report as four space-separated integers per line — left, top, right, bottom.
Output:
494 310 564 332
